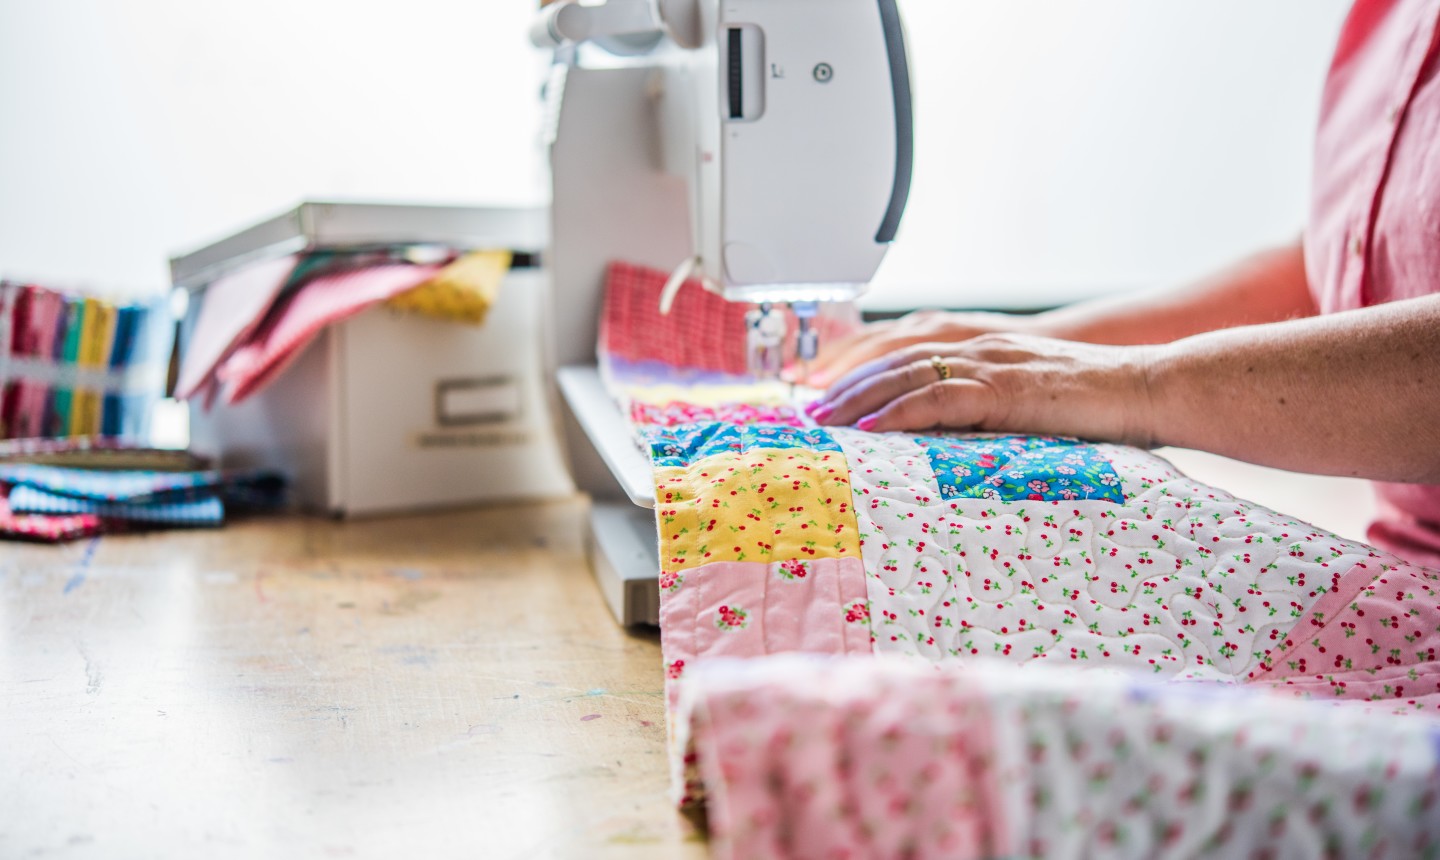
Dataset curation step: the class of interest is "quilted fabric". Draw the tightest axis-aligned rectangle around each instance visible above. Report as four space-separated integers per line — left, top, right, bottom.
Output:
653 446 861 570
630 400 806 429
916 434 1125 503
831 429 1387 684
647 423 842 469
642 418 1440 849
678 656 1440 860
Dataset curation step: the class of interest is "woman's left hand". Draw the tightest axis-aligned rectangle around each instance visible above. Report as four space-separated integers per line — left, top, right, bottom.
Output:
807 333 1157 445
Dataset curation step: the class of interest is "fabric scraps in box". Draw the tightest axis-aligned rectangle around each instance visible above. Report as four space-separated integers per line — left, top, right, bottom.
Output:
216 262 445 404
174 254 299 402
385 250 510 325
179 246 514 406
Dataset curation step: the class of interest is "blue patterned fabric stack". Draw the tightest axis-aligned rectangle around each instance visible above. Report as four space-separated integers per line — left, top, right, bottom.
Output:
0 464 284 529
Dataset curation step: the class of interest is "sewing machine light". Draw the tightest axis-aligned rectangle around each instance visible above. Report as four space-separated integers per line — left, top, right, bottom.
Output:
718 282 868 306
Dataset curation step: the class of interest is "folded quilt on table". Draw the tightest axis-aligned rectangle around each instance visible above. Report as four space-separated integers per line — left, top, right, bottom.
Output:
677 655 1440 860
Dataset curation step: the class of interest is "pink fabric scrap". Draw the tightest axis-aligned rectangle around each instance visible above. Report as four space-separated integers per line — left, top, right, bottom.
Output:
175 254 299 401
1250 555 1440 711
630 400 807 429
216 263 442 405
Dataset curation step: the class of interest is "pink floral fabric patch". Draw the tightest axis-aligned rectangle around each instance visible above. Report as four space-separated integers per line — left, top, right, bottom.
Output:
630 400 806 429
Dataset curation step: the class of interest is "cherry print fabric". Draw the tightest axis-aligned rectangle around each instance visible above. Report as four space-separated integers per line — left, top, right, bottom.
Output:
630 399 806 429
641 417 1440 853
658 558 872 806
677 656 1440 860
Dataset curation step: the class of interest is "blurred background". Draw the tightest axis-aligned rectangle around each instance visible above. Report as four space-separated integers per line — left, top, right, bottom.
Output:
1 0 1350 309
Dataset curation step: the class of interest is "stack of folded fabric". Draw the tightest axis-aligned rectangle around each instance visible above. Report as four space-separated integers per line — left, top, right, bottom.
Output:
0 280 171 441
0 461 284 542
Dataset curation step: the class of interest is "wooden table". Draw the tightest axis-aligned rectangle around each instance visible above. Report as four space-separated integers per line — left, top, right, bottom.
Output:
3 498 705 859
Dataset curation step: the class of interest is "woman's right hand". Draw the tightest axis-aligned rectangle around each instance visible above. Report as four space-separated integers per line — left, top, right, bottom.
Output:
799 309 1042 388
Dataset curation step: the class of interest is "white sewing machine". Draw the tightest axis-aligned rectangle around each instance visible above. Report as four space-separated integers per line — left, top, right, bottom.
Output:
536 0 912 624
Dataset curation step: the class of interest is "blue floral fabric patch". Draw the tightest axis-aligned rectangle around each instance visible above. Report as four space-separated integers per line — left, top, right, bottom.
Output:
915 435 1125 503
645 422 842 468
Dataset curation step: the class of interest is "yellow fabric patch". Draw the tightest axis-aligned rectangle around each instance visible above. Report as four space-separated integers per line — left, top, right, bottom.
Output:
387 249 510 325
653 447 861 572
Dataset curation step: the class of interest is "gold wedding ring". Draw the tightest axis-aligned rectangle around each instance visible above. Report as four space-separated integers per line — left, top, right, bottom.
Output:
930 355 951 381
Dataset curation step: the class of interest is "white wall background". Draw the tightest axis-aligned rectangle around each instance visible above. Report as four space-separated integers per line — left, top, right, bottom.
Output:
0 0 548 297
0 1 1350 308
875 0 1352 310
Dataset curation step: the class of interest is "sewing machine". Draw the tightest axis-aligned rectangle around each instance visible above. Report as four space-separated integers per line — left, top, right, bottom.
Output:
536 0 913 624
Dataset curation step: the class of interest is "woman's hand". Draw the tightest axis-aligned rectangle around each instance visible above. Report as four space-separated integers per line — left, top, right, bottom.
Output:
808 334 1157 445
800 309 1041 388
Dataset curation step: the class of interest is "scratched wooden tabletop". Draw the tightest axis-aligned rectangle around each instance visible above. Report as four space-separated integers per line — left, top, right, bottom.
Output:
2 498 704 860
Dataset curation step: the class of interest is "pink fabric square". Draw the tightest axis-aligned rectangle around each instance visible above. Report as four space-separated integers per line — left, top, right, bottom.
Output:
684 658 1009 860
659 557 872 806
1251 556 1440 710
661 558 871 688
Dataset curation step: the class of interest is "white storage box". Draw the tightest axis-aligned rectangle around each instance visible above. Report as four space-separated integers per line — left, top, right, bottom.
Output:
172 202 573 516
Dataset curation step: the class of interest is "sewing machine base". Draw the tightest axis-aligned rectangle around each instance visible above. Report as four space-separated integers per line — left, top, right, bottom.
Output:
589 502 661 627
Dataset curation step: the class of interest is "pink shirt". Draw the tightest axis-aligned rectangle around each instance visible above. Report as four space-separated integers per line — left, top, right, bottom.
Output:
1306 0 1440 566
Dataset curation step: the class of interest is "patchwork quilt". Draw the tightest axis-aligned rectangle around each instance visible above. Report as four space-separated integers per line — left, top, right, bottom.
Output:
633 410 1440 857
602 264 1440 858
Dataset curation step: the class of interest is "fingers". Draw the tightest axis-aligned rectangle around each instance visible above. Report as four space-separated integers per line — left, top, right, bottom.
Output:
813 356 955 427
856 379 996 433
804 327 912 388
818 343 951 409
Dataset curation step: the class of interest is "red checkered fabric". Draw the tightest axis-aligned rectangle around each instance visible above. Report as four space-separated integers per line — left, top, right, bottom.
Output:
600 261 753 374
599 261 863 375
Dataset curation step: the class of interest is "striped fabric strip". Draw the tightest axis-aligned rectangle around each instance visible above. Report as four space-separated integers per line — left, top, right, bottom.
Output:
0 486 102 542
8 486 224 526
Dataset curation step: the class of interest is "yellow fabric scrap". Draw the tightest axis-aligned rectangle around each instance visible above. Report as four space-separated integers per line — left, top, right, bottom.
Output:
387 249 511 325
